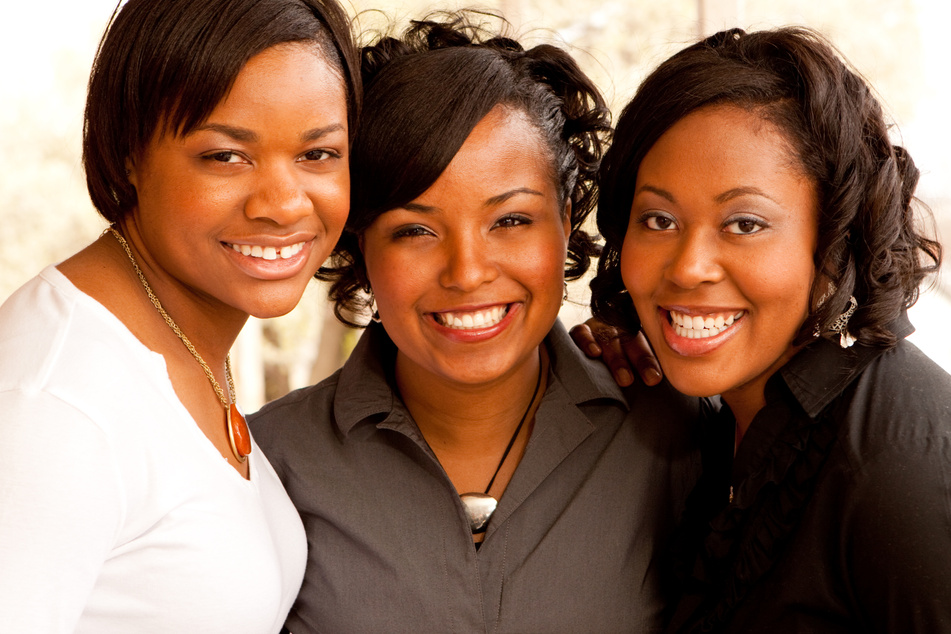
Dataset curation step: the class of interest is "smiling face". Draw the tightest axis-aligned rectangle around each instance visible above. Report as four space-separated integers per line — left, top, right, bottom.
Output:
362 105 570 388
125 42 349 320
620 105 818 412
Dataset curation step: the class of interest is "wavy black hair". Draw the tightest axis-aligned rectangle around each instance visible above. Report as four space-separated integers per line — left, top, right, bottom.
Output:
591 27 941 348
319 12 612 326
83 0 361 224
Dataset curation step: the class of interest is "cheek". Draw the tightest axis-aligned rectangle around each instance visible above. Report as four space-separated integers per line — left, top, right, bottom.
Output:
516 233 568 303
364 245 421 313
619 236 655 300
744 249 815 327
314 173 351 229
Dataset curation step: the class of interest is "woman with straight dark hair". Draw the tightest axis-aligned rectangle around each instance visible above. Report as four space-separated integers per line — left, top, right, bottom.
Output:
0 0 359 630
588 27 949 632
251 13 700 633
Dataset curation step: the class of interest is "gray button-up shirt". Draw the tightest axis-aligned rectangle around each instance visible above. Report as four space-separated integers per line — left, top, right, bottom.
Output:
252 321 701 633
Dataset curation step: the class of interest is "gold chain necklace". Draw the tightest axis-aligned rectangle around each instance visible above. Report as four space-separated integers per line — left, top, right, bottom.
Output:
109 227 251 462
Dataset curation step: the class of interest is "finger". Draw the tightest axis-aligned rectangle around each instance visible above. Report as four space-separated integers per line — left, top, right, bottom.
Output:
622 331 663 386
601 333 635 387
569 323 603 358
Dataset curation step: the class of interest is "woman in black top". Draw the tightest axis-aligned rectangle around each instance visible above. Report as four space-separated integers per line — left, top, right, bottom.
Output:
588 27 950 632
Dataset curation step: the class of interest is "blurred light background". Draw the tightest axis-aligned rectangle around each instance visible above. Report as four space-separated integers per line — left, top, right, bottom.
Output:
2 0 947 410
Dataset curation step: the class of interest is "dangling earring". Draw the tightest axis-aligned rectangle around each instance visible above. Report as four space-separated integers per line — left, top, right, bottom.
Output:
367 290 381 324
830 295 857 348
814 284 857 348
562 282 568 306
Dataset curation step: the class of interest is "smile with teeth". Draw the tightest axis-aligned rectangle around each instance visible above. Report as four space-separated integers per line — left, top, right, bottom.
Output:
229 242 305 261
668 309 745 339
434 305 509 330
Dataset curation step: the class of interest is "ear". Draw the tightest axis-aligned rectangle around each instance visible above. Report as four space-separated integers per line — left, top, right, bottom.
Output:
562 199 572 241
124 157 138 188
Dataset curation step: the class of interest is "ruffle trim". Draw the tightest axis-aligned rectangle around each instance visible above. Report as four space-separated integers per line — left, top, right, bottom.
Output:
669 385 846 633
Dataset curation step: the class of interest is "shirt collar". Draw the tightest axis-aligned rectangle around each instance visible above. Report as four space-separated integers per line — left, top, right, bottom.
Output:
332 320 627 436
779 311 914 418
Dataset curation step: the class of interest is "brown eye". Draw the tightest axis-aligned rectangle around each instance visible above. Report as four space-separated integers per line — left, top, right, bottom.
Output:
724 217 766 235
640 212 676 231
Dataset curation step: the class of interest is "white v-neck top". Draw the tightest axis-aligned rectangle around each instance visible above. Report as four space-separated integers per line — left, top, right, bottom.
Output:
0 266 306 633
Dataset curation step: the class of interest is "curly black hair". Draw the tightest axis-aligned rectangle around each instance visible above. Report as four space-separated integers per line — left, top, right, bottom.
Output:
319 11 612 326
591 27 941 348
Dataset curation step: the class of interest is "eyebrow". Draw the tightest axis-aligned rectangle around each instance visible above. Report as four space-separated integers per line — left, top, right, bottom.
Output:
635 184 778 205
713 186 777 205
635 185 676 203
195 122 346 143
402 187 545 213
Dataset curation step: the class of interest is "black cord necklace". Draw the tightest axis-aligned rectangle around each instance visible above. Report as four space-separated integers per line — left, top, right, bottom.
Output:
459 362 544 534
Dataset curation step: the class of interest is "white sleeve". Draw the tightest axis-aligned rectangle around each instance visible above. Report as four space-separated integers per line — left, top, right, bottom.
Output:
0 389 124 632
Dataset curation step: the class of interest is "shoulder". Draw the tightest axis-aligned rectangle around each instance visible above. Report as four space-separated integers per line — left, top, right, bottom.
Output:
249 369 343 457
0 267 164 418
0 267 79 383
835 339 951 463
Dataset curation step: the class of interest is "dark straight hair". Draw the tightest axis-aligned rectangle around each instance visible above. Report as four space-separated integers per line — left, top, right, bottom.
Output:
591 27 941 348
83 0 361 224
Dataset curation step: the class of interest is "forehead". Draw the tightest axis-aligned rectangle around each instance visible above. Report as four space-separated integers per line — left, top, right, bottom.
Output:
638 105 807 189
405 106 556 205
163 42 344 137
425 105 557 195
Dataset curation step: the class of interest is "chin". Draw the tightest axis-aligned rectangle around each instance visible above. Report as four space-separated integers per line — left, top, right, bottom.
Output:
240 286 308 320
661 362 731 399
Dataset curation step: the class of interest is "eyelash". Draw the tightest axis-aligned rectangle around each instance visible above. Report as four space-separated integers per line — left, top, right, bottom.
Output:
301 149 340 161
201 148 340 163
391 225 434 240
637 211 676 231
636 211 769 235
495 214 532 228
203 151 242 163
723 216 768 234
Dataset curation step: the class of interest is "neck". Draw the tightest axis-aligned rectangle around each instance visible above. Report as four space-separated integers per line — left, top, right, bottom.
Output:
395 347 544 457
721 342 807 447
112 219 248 365
722 390 763 447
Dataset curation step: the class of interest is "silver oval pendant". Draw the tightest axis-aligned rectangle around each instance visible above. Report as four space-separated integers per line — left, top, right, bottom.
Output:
460 493 498 534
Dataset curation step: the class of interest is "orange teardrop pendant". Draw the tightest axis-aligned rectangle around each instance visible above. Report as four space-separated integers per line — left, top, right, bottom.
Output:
227 403 251 462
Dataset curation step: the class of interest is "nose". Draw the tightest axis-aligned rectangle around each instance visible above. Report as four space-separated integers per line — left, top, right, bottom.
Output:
664 230 725 289
438 232 499 292
244 163 313 225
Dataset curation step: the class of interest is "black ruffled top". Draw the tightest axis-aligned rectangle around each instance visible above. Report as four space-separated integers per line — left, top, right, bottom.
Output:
666 314 951 633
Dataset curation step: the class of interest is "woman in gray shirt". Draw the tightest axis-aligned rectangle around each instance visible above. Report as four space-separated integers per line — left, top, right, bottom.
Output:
252 13 700 633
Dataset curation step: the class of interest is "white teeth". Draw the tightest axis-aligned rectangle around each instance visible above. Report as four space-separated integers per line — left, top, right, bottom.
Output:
669 309 744 339
437 305 509 330
231 242 305 260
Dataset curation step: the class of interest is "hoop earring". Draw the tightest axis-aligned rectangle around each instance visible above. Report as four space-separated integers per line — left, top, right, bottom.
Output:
562 282 568 306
